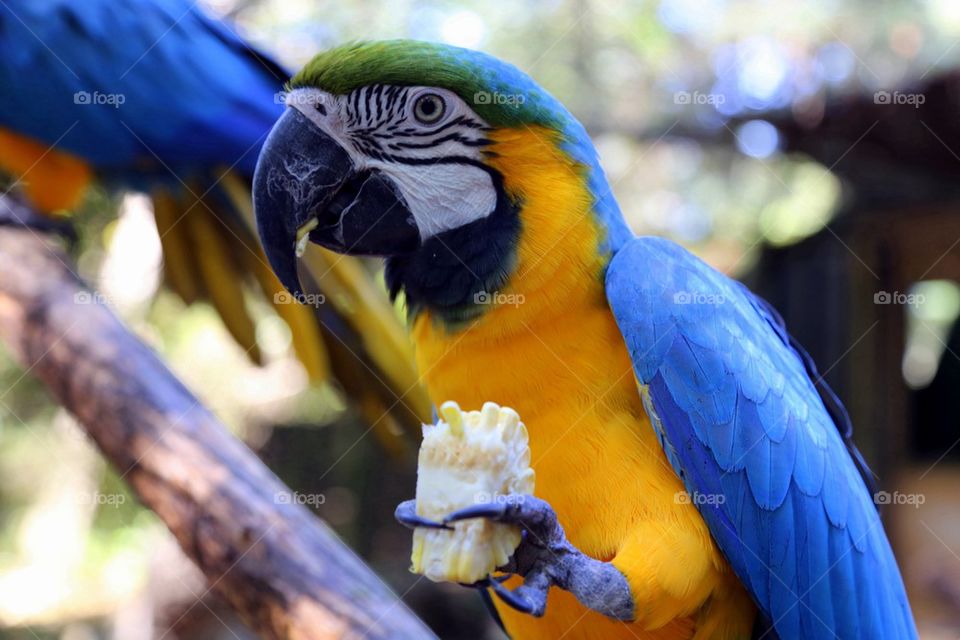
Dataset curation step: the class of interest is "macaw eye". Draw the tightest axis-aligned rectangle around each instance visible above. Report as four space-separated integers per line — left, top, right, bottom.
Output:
413 93 446 124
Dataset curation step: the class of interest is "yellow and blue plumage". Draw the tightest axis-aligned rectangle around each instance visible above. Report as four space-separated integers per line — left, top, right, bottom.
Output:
252 40 917 639
411 125 755 639
0 2 431 441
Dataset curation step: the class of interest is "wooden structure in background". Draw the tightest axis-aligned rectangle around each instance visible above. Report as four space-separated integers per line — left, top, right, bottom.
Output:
750 72 960 478
752 207 960 477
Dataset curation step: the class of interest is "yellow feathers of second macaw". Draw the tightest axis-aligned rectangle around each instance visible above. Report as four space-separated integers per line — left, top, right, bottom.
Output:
0 127 92 213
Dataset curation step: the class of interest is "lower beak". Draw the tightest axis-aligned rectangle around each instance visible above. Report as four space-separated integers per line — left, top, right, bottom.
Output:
253 107 420 296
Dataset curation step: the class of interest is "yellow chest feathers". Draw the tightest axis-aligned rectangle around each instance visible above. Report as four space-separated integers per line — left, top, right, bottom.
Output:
410 126 683 554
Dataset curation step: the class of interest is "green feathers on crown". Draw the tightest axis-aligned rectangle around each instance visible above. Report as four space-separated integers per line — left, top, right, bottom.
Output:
290 40 566 129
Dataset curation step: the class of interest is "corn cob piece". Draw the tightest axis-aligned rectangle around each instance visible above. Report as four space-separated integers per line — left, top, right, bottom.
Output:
411 401 535 584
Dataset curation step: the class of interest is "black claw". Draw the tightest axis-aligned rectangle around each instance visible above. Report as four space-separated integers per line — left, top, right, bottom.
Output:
488 574 537 615
460 575 501 589
402 514 452 529
394 500 452 530
443 502 508 524
467 574 512 589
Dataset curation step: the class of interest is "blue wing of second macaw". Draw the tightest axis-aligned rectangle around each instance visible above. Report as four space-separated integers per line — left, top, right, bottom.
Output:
606 236 917 639
0 0 286 178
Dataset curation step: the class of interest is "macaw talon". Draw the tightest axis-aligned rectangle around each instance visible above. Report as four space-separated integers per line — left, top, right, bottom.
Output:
399 494 633 620
0 194 77 242
444 495 560 544
446 495 635 621
465 573 512 589
486 571 547 616
443 502 508 523
394 499 452 530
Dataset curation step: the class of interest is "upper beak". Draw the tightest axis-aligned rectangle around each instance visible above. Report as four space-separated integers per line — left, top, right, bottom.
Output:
253 107 420 296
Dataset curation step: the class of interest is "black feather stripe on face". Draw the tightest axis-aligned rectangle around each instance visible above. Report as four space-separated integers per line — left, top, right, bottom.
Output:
340 84 490 162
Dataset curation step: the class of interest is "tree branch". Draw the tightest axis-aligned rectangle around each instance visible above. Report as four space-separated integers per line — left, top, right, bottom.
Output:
0 195 435 640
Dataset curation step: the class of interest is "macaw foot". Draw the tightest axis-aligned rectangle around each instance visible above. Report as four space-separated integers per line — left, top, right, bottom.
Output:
395 496 635 621
0 193 76 241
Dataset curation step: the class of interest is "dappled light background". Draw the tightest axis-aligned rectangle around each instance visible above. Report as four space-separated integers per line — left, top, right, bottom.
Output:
3 0 960 638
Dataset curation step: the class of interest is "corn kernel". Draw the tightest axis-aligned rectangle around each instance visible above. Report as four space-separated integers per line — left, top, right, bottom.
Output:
410 401 535 584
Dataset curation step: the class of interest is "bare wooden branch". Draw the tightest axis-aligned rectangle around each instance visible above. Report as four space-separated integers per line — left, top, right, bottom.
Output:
0 195 435 640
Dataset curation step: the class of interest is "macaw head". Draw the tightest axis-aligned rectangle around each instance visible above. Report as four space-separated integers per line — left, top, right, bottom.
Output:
254 40 630 323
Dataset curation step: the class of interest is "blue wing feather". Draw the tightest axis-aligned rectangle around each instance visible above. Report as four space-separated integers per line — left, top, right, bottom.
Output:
607 236 917 639
0 0 286 179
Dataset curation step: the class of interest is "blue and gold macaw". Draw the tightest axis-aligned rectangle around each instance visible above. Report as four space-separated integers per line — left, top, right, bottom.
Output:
0 2 430 442
252 41 917 639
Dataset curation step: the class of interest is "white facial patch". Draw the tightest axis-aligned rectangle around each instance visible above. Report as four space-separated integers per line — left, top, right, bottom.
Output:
369 160 496 238
286 86 498 240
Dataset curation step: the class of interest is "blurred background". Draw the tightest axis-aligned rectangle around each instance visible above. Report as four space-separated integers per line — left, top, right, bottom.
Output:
2 0 960 638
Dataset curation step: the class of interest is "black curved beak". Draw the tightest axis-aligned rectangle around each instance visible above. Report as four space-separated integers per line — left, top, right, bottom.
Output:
253 107 421 296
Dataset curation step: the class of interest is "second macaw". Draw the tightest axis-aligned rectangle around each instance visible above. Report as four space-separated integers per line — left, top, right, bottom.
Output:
0 1 431 441
252 40 917 639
